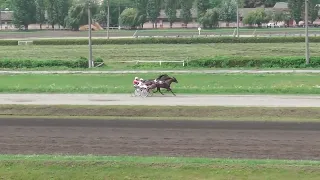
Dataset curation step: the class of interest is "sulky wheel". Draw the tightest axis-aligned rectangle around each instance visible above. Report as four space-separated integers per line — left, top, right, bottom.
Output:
140 88 149 98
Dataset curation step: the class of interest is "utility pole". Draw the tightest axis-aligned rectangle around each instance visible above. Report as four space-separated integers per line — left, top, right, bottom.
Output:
305 0 310 65
88 2 93 68
107 0 110 39
236 0 239 38
0 10 2 30
118 1 121 30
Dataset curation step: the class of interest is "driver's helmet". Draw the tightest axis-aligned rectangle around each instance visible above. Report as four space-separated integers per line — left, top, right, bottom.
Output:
135 77 139 80
140 78 144 81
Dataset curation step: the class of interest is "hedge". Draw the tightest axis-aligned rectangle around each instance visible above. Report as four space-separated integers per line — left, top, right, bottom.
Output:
1 36 320 46
31 37 320 45
0 57 103 68
133 56 320 68
188 56 320 68
0 40 18 46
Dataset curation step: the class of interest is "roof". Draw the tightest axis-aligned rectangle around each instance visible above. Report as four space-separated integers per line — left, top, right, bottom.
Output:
239 2 290 17
239 8 273 17
273 2 288 9
158 8 198 19
0 11 13 21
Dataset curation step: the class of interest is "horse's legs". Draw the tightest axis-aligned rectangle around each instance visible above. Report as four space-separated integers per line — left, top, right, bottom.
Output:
168 88 176 96
153 87 159 93
158 87 165 95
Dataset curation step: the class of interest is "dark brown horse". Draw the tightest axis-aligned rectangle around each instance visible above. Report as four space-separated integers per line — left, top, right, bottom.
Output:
148 77 178 96
144 74 171 86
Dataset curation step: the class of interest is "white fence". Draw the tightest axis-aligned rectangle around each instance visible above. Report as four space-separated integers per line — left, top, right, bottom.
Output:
121 60 186 67
18 40 34 45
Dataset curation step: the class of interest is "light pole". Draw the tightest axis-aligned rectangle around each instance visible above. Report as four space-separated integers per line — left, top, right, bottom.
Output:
0 9 2 30
88 2 93 68
305 0 310 65
107 0 110 39
236 1 239 38
118 1 121 30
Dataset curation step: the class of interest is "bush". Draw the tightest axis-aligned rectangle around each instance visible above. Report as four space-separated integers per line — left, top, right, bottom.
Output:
0 40 18 46
130 56 320 69
0 58 90 68
2 37 320 46
29 36 320 45
187 56 320 68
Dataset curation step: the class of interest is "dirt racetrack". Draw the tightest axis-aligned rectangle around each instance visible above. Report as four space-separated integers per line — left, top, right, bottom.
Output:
2 30 320 40
0 118 320 160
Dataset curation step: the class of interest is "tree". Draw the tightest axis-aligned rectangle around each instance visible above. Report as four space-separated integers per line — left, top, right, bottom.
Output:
146 0 161 28
45 0 58 28
219 0 237 27
45 0 72 29
273 11 291 26
96 0 134 27
164 0 178 28
0 0 12 9
133 0 148 28
119 7 139 28
264 0 283 7
209 0 223 8
197 0 210 18
179 0 193 27
35 0 46 29
12 0 36 30
309 0 320 23
243 0 287 8
198 8 219 28
243 8 271 27
65 0 99 31
56 0 72 28
288 0 304 24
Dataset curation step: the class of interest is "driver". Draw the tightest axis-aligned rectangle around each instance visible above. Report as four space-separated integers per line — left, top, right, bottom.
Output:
138 78 147 89
133 77 140 89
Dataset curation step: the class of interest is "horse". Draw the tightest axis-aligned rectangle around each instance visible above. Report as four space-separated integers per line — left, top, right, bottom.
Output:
148 77 178 96
144 74 171 86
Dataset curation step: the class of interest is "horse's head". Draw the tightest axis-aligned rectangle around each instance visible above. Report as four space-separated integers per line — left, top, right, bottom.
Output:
164 77 178 84
172 77 178 83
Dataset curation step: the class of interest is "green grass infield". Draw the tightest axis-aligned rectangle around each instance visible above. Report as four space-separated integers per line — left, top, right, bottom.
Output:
0 73 319 94
0 155 319 180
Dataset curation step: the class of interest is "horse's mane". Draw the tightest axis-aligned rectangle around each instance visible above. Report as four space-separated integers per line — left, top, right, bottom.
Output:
157 74 170 80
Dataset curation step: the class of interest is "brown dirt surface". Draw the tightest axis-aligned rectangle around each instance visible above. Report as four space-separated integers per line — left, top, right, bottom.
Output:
1 105 320 121
1 30 319 39
0 118 320 160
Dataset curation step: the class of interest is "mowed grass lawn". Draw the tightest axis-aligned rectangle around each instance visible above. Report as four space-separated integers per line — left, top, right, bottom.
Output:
0 155 319 180
0 73 319 94
1 43 319 61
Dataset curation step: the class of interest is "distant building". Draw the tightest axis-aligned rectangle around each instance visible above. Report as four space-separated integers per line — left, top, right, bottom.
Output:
0 10 13 30
145 2 298 28
143 8 198 29
238 2 296 27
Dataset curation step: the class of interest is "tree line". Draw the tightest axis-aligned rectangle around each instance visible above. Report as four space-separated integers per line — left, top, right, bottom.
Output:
0 0 319 30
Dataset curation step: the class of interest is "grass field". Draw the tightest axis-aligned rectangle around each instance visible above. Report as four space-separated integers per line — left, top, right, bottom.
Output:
0 155 319 180
1 43 318 62
1 105 320 122
0 73 319 94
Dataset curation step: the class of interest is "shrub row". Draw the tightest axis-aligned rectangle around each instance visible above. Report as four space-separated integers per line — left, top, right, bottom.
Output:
1 36 320 46
188 56 320 68
0 57 103 68
0 40 19 46
32 37 320 45
132 56 320 68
